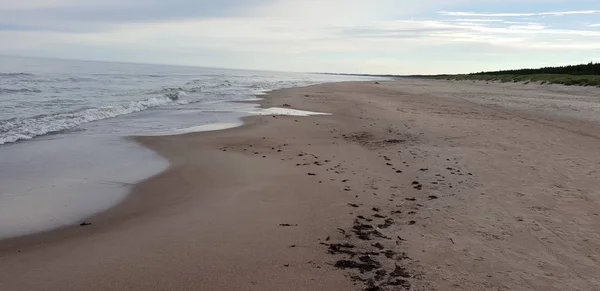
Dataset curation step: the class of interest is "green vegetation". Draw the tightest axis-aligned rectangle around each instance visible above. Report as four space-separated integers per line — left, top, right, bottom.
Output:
417 62 600 87
435 73 600 87
470 62 600 76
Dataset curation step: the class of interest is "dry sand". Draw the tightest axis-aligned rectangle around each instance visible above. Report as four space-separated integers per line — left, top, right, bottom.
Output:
1 79 600 291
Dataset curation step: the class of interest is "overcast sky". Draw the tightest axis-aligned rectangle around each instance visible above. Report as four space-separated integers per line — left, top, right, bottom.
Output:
1 0 599 74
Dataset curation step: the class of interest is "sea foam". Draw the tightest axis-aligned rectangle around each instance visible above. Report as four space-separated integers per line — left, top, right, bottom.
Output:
0 96 183 144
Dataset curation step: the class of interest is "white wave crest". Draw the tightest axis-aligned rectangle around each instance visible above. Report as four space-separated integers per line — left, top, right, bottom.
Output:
0 96 177 145
165 90 187 100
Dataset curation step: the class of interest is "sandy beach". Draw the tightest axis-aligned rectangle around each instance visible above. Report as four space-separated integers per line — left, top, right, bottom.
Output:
1 79 600 291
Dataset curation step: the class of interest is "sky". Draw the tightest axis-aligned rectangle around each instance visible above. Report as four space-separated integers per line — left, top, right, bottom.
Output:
0 0 599 74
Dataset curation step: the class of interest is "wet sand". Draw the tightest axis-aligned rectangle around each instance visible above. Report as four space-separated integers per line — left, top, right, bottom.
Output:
1 79 600 290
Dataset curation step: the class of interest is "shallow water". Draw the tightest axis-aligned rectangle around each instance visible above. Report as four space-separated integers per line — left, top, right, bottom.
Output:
0 56 380 239
0 135 168 238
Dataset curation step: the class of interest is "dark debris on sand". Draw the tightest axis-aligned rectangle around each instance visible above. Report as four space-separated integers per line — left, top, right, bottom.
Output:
323 213 416 291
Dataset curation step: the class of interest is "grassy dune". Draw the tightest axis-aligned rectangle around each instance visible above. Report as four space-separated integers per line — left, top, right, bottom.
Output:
435 74 600 87
418 62 600 87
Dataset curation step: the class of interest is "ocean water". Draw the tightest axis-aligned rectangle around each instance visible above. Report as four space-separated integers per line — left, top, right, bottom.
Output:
0 56 378 239
0 55 371 144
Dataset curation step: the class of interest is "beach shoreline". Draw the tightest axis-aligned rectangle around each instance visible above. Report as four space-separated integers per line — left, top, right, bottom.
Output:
0 82 350 249
2 79 600 291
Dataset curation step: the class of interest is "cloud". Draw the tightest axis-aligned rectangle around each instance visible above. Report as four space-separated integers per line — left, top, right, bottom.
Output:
0 0 537 30
440 10 600 17
454 18 504 22
0 0 265 31
0 23 41 31
1 0 599 74
507 24 546 30
0 0 78 10
74 16 600 56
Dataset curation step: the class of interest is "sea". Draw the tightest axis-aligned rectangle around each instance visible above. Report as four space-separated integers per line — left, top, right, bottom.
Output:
0 55 379 239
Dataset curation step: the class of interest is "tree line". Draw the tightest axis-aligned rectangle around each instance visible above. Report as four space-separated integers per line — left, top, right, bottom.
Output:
470 62 600 76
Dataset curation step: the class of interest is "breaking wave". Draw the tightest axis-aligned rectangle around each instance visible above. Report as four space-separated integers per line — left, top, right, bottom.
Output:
0 96 182 145
0 88 43 94
160 88 189 101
